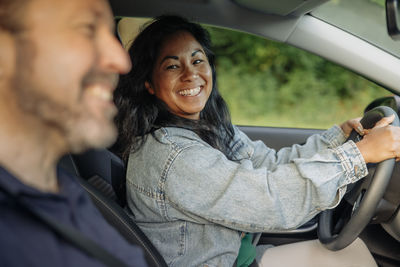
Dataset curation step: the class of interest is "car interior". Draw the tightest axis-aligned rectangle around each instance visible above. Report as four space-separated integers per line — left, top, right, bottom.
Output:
59 0 400 266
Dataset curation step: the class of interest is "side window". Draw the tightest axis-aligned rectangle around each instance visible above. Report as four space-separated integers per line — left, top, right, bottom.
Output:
118 18 389 130
206 26 389 129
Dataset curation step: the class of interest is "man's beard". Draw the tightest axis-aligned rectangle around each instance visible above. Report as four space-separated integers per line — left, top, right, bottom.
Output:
13 41 118 154
14 75 118 154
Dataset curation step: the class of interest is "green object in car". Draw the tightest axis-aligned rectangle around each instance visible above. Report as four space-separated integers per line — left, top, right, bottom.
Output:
236 233 256 267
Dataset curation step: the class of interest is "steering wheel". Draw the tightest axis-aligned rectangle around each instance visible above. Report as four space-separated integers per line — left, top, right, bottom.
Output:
317 106 399 251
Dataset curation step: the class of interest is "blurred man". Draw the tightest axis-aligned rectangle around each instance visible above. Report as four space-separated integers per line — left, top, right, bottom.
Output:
0 0 147 266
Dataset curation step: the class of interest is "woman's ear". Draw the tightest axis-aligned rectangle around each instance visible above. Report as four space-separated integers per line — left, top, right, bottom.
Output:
145 81 155 95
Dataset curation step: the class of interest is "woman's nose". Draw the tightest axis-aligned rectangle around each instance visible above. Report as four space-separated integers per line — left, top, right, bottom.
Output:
181 66 198 81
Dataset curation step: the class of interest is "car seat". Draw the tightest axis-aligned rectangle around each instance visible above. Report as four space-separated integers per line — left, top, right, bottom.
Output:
58 149 168 267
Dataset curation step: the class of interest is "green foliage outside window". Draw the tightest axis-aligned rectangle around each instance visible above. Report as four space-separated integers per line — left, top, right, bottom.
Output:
206 27 389 129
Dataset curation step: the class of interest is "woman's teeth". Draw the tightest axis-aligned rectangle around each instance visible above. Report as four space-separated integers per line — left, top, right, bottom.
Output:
178 87 201 96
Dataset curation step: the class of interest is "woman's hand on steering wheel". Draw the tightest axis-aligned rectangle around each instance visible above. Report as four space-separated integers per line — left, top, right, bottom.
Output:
318 106 400 251
355 114 400 163
340 117 364 137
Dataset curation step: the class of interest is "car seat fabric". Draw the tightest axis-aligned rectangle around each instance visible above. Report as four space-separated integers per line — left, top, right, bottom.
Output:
58 150 168 267
71 149 127 206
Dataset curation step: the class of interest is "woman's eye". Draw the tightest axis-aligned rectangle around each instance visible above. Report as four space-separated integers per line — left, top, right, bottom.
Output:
166 65 179 70
193 59 204 65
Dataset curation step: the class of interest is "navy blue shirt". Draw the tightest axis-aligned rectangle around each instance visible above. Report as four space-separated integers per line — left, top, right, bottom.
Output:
0 167 147 267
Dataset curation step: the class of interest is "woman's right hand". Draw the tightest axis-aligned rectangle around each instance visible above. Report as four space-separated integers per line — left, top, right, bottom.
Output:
356 115 400 163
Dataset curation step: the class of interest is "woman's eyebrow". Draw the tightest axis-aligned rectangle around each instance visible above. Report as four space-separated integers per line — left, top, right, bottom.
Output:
160 50 204 64
160 55 179 64
192 50 204 57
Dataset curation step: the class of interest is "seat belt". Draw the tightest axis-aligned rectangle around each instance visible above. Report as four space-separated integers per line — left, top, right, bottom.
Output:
0 186 129 267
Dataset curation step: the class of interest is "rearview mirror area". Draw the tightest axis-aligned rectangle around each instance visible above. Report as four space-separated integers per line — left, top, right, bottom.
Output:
386 0 400 40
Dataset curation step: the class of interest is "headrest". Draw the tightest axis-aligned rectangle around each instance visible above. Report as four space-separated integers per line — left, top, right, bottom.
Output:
58 149 127 206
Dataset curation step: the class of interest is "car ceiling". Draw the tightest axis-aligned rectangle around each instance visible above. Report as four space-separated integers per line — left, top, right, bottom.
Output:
233 0 329 16
110 0 328 42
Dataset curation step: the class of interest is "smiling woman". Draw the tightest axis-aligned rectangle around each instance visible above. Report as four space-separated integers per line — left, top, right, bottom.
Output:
145 31 213 120
115 15 234 161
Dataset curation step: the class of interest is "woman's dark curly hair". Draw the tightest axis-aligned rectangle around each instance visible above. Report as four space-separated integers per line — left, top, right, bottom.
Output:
114 15 235 161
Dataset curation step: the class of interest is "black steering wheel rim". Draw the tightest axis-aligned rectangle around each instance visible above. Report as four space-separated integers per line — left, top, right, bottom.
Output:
317 106 399 251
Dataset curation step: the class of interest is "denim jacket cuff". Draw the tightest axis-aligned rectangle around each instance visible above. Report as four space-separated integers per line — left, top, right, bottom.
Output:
322 125 347 148
333 140 368 184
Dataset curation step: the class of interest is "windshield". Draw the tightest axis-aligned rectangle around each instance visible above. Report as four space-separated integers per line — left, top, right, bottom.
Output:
311 0 400 59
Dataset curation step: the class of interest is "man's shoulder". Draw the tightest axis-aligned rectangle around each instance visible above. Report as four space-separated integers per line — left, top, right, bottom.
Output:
0 166 37 199
0 166 146 267
0 165 85 199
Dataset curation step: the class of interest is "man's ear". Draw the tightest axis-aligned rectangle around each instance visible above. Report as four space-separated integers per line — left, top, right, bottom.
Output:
145 81 155 95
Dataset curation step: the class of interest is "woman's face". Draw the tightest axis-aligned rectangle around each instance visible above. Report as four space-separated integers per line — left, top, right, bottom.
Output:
145 31 213 120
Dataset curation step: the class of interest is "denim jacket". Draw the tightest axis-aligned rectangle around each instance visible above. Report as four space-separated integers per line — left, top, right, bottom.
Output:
126 125 368 267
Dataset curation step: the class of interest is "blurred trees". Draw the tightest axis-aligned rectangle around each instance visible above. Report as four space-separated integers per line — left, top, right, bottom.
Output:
206 26 389 128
